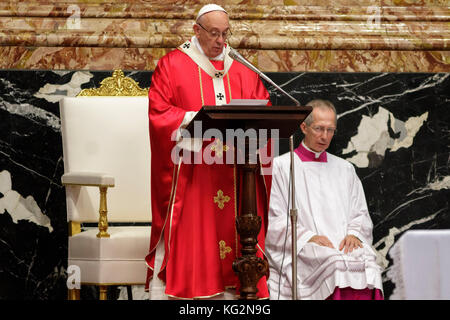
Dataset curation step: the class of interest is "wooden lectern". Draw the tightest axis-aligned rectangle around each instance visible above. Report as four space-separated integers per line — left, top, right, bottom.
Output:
186 104 312 300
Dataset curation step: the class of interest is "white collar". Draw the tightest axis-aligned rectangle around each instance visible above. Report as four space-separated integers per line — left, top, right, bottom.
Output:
302 141 325 159
191 35 225 61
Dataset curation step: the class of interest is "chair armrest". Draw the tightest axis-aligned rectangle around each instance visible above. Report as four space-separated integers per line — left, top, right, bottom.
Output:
61 172 115 187
62 172 114 238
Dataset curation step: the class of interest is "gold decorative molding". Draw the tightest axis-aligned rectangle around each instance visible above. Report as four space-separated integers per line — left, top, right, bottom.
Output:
2 3 449 20
78 70 148 97
68 221 81 236
1 1 449 72
96 186 110 238
67 289 80 300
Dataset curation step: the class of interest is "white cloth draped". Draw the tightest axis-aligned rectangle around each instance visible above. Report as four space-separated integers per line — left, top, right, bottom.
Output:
266 151 384 300
387 229 450 300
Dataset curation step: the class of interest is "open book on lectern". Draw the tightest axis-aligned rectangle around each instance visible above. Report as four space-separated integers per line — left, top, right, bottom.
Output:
225 99 269 106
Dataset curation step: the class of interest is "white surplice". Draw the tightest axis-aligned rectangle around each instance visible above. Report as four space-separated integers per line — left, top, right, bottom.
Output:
266 147 384 300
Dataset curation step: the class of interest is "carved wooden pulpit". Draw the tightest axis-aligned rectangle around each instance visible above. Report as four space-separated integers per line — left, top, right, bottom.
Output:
186 105 312 300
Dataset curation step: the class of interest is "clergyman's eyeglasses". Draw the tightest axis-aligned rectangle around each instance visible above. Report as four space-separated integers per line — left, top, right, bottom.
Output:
197 23 232 40
308 125 337 135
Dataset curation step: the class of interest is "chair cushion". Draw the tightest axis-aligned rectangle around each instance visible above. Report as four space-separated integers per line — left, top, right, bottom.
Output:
68 259 149 285
68 226 151 284
69 226 151 261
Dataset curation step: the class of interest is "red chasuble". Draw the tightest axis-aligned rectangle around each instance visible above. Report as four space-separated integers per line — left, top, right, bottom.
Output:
145 43 272 299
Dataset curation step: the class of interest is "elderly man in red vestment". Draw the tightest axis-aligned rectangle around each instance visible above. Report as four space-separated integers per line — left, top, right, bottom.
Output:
145 4 272 299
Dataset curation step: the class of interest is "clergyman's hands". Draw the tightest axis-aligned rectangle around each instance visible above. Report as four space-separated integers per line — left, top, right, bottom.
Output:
308 235 334 249
339 235 363 254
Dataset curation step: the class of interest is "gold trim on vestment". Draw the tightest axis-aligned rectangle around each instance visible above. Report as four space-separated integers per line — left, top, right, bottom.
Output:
145 158 180 259
219 240 232 260
168 158 183 268
146 157 182 284
198 66 204 106
211 138 229 158
226 73 232 101
214 189 230 210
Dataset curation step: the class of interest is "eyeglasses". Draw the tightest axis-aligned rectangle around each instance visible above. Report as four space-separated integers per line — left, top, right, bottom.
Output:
197 22 232 40
308 125 337 135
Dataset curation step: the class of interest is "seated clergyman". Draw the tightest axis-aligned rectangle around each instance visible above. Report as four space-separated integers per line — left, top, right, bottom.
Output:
266 99 384 300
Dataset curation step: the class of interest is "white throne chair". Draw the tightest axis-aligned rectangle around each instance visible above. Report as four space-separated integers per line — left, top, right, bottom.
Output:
59 70 151 300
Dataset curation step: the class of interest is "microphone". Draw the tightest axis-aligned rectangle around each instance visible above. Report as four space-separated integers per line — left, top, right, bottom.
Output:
228 48 301 106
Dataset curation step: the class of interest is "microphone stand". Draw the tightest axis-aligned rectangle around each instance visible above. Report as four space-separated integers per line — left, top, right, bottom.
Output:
289 136 298 300
229 47 300 299
228 48 301 106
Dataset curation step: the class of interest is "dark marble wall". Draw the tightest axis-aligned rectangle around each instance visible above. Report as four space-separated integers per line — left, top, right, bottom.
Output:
0 70 448 299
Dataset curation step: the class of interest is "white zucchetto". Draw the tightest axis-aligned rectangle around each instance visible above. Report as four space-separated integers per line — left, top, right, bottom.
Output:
196 4 227 21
